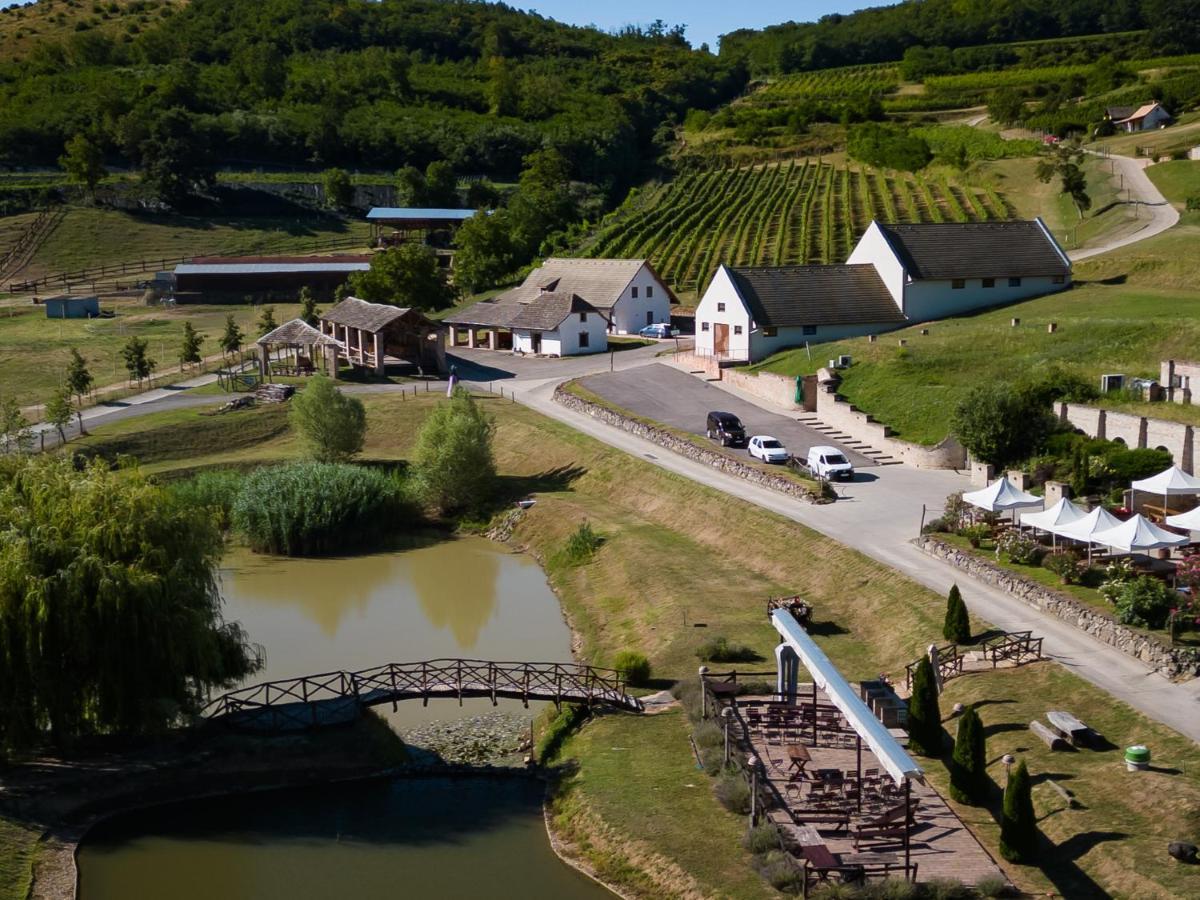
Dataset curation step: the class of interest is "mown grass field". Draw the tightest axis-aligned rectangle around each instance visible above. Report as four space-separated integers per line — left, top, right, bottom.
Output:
59 389 1200 898
1147 159 1200 207
752 222 1200 443
0 298 304 408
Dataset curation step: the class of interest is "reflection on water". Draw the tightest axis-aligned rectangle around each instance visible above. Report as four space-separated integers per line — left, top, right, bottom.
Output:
79 777 614 900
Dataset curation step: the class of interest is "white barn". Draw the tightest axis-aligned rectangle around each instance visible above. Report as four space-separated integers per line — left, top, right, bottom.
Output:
695 218 1071 363
508 292 608 356
1106 102 1172 132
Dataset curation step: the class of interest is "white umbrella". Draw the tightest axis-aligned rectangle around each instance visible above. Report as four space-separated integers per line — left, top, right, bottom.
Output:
1090 514 1188 554
1052 506 1126 561
962 477 1043 514
1131 466 1200 515
1021 498 1087 548
1166 506 1200 532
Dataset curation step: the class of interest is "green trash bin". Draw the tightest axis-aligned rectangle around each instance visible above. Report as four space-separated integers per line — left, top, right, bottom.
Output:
1124 745 1150 771
794 375 804 406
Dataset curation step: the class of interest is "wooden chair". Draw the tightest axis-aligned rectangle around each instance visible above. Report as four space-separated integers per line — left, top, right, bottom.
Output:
851 799 920 849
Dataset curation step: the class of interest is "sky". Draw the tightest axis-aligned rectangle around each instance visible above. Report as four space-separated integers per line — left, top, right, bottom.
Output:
515 2 869 50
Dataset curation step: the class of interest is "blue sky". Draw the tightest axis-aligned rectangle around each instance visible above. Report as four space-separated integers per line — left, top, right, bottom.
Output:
526 2 868 49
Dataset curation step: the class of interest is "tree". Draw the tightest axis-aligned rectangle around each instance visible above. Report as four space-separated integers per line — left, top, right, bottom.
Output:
345 244 457 310
299 287 320 327
0 454 261 751
138 107 215 205
121 336 155 386
219 313 243 358
506 148 575 257
322 167 354 209
0 396 34 453
257 305 279 337
999 760 1037 863
949 706 988 804
486 56 520 116
395 165 427 206
180 321 205 368
288 375 366 463
412 387 496 515
1036 143 1091 220
65 348 93 404
58 133 106 196
906 656 942 756
45 383 73 445
943 584 970 644
952 383 1056 468
465 180 501 209
452 208 518 292
423 161 459 207
988 89 1025 126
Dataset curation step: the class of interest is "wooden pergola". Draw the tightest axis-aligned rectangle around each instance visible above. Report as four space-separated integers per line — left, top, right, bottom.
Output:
255 318 342 378
319 297 447 377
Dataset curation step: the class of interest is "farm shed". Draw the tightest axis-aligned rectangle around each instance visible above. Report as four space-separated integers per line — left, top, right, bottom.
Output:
366 207 477 254
173 256 373 302
319 297 446 376
43 295 99 319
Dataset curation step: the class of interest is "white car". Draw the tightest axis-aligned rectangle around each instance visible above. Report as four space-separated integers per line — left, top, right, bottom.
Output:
748 435 790 463
806 445 855 480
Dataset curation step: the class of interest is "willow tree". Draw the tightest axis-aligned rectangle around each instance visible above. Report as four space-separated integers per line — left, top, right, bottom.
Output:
0 455 261 752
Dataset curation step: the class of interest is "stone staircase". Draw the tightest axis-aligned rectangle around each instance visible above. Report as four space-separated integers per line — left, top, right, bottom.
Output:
795 414 903 466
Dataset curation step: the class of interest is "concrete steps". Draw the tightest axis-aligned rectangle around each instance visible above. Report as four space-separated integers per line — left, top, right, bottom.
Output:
795 415 903 466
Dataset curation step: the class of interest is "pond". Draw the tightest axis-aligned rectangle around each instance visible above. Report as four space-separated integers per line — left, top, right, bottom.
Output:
77 537 612 900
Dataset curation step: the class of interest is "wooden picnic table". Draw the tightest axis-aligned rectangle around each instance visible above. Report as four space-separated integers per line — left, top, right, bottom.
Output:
787 743 811 774
1046 710 1091 747
792 824 824 846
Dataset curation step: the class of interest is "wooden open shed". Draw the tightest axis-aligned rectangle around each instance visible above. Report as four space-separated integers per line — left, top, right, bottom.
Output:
319 297 446 377
255 318 343 379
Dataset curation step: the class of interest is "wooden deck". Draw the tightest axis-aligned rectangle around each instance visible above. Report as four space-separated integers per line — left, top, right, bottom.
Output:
742 689 1005 888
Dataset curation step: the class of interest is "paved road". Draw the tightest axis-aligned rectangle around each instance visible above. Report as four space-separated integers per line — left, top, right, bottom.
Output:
1070 152 1180 261
579 364 877 469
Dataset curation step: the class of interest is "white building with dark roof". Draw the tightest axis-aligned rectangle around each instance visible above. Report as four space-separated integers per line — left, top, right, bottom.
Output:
695 218 1071 363
1105 102 1172 132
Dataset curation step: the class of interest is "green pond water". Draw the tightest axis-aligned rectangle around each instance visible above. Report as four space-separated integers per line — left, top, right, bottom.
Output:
76 537 612 900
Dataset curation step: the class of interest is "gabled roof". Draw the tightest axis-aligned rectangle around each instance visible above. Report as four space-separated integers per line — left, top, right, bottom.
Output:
1106 105 1137 121
442 299 521 329
366 208 477 222
1112 102 1166 124
176 256 372 276
256 318 341 347
874 220 1071 280
507 292 603 331
725 264 906 328
321 297 420 332
496 257 673 310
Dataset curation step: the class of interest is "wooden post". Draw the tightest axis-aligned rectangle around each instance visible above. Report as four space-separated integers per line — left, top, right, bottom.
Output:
699 667 709 719
856 736 863 812
904 777 912 872
812 681 818 744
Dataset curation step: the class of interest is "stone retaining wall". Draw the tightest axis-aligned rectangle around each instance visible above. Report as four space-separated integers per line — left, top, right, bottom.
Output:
1060 403 1196 474
816 391 967 469
554 385 829 504
916 535 1200 680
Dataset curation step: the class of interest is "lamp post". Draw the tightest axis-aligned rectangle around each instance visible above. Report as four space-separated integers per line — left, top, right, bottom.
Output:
698 666 709 719
721 707 733 766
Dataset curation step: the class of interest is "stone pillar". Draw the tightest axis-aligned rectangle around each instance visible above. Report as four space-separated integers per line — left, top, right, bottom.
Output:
372 331 385 375
327 345 339 378
1184 427 1195 475
1044 480 1069 506
257 343 268 377
487 329 497 350
970 461 994 486
1007 470 1031 491
468 328 477 349
434 329 448 376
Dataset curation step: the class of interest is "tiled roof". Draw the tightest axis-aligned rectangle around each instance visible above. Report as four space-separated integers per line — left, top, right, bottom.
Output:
442 299 522 328
727 264 906 328
256 318 341 347
1106 105 1137 120
875 220 1070 280
507 292 600 331
1114 102 1162 123
321 297 414 332
495 258 656 310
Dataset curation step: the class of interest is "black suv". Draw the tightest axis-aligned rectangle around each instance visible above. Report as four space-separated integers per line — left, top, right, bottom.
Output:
706 411 747 447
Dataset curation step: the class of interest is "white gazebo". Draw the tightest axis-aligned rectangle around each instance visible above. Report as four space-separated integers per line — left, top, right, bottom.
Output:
1131 466 1200 514
1091 514 1188 555
1020 498 1087 547
1166 506 1200 533
1051 506 1126 560
962 477 1043 517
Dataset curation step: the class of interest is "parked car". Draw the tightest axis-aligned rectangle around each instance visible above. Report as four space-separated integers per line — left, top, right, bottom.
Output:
748 435 790 463
706 411 746 447
638 323 678 339
806 445 854 480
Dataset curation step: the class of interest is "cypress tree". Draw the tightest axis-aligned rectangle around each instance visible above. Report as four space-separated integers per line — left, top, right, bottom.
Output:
906 656 943 756
999 759 1037 863
949 706 987 804
943 584 971 644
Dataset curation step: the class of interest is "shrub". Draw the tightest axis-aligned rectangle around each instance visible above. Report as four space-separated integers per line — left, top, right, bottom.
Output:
975 874 1011 898
999 760 1036 863
611 650 651 687
168 469 243 530
536 703 588 763
949 706 987 804
924 878 972 900
922 516 950 534
1110 575 1176 629
943 584 971 644
743 822 781 855
1107 447 1173 483
859 879 918 900
960 523 991 549
995 529 1042 565
1042 549 1082 585
692 720 725 750
696 636 759 663
756 850 803 892
289 375 367 463
906 656 942 756
559 521 602 566
412 388 496 516
714 771 751 813
952 383 1056 468
231 462 411 556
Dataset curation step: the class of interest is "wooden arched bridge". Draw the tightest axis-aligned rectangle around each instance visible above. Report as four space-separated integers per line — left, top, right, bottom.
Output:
203 658 644 733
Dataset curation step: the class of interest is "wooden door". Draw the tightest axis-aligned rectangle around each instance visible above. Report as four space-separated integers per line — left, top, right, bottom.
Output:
713 323 729 356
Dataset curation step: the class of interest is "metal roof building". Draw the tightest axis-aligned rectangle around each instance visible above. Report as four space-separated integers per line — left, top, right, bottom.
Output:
172 256 373 301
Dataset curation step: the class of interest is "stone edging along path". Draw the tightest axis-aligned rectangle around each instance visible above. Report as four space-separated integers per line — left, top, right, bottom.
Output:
554 385 830 505
915 535 1200 680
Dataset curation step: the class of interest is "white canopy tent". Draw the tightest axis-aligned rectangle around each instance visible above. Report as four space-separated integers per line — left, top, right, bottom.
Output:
962 477 1043 516
1131 466 1200 513
1051 506 1126 560
1021 497 1087 548
1166 506 1200 532
1090 514 1188 554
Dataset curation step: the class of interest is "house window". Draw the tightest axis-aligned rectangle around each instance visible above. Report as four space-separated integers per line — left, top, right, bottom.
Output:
1009 277 1022 287
982 277 995 288
646 285 654 298
580 311 588 322
717 302 726 312
762 327 777 337
951 279 966 289
631 286 639 298
734 325 743 335
701 321 710 332
1052 275 1065 284
802 325 817 336
579 332 590 348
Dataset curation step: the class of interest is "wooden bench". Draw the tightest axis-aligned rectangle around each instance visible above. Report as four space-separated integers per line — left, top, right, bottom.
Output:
1030 719 1070 751
1047 710 1098 747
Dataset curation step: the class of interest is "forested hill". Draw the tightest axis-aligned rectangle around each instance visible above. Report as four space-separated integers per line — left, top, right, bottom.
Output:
720 0 1197 76
0 0 744 188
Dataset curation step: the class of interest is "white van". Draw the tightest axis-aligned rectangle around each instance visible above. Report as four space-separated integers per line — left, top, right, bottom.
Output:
806 445 854 481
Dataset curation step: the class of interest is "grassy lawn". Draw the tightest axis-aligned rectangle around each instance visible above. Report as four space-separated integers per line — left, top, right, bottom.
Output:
1147 159 1200 207
58 391 1200 897
0 816 38 900
751 222 1200 444
1 205 370 284
0 298 304 408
